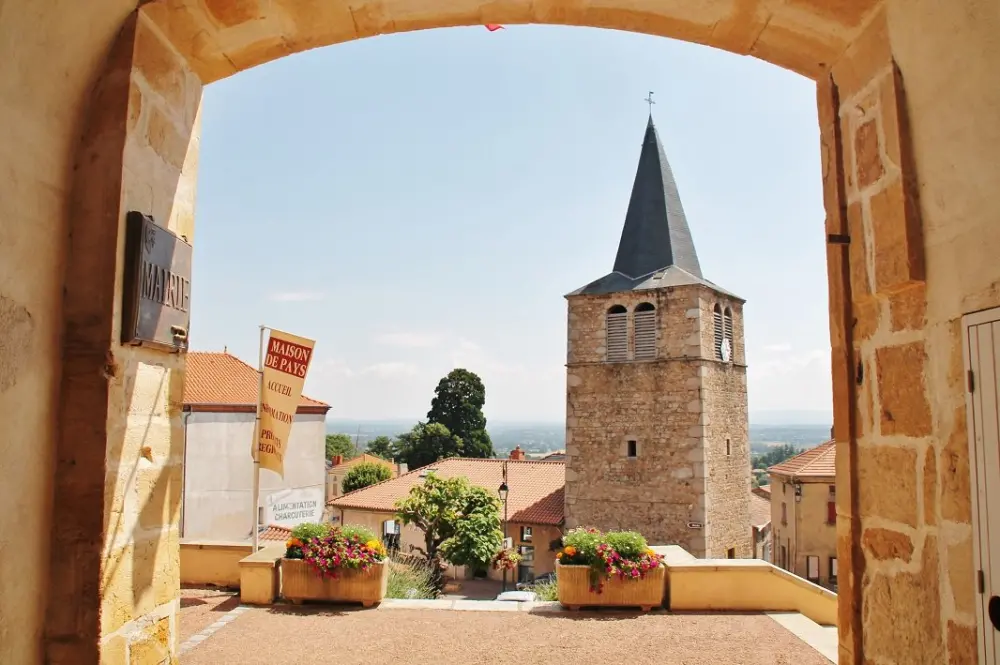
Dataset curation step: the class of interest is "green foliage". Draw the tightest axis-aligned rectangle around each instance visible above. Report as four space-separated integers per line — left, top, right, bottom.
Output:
326 433 358 462
386 555 437 599
752 443 802 470
366 435 398 461
340 524 379 543
342 462 393 494
290 522 331 542
395 422 464 470
395 474 503 591
532 578 558 601
426 368 495 459
604 531 648 559
562 527 602 560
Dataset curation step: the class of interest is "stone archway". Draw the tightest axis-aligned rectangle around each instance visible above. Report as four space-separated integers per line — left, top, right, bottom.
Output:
48 2 966 664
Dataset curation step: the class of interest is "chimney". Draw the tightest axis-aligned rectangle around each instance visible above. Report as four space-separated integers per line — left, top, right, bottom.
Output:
830 426 835 440
398 463 408 475
509 446 525 461
332 455 343 466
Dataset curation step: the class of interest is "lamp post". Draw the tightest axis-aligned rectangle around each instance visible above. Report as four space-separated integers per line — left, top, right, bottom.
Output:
498 480 509 592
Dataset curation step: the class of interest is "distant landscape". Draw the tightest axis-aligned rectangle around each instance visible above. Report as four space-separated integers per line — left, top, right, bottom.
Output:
327 413 833 458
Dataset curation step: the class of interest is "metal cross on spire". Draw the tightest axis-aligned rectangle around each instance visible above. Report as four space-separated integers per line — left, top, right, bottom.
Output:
644 91 655 114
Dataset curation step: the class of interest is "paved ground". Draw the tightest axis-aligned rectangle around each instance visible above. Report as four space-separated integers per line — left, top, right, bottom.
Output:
178 587 239 642
181 602 831 665
440 578 502 600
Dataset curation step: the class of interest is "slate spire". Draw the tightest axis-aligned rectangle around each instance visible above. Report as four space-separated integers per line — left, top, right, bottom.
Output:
612 115 703 279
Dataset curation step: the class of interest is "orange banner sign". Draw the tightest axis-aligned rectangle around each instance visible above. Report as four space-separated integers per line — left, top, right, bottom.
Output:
256 329 316 477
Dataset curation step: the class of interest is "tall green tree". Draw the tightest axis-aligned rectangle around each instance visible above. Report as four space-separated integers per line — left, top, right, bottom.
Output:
342 461 393 494
366 435 398 461
426 368 494 458
395 474 503 591
395 422 463 470
325 433 357 462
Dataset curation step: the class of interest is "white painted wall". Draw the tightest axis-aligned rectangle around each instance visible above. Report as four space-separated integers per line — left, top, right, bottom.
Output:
181 411 326 540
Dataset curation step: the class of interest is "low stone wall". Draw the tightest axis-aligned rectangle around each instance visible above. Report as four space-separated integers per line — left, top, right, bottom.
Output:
662 549 837 626
179 541 253 588
239 545 284 605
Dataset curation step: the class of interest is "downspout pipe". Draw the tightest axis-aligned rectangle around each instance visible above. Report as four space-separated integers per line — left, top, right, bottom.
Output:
181 407 193 538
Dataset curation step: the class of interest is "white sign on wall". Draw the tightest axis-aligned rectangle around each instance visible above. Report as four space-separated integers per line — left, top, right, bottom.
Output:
264 487 324 527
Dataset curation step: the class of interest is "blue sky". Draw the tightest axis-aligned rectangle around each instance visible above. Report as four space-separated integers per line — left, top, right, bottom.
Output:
191 24 831 423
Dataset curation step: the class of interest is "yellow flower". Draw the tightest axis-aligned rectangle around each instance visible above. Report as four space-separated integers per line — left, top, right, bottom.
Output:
556 552 563 559
286 538 303 548
365 539 386 555
645 549 656 557
564 546 577 557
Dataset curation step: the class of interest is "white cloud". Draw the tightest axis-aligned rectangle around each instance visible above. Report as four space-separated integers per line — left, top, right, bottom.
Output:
375 332 443 348
360 362 420 378
267 291 325 302
762 343 793 353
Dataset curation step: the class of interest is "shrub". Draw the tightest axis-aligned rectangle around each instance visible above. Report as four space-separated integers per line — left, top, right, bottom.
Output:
532 578 558 601
285 522 332 559
300 525 387 579
386 555 437 599
342 462 393 494
604 530 648 559
341 524 378 544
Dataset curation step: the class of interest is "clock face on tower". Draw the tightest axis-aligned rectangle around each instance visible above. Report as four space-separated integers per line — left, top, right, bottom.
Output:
720 338 732 363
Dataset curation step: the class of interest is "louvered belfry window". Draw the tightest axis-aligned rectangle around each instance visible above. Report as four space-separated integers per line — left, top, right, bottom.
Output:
633 302 657 360
713 304 724 360
606 305 628 362
723 307 734 361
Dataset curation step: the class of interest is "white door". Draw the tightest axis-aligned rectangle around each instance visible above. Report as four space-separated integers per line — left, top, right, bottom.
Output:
964 308 1000 665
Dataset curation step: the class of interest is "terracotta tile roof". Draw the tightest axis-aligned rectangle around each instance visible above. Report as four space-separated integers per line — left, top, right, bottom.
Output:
328 458 565 526
768 440 836 480
259 524 292 542
327 453 397 475
182 351 329 411
749 493 771 528
753 485 771 499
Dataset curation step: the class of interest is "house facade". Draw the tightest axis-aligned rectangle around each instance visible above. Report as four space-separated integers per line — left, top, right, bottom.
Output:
181 352 331 542
328 454 565 584
768 441 838 590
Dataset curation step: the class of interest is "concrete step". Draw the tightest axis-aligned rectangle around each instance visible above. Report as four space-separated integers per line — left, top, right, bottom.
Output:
766 612 838 663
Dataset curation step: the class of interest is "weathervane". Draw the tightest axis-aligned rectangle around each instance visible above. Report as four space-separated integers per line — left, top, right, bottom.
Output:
644 91 655 114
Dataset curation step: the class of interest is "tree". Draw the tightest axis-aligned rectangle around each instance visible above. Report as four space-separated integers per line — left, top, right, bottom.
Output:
395 422 463 470
366 435 398 461
325 433 357 462
426 368 494 458
752 443 802 471
342 461 393 494
395 474 503 591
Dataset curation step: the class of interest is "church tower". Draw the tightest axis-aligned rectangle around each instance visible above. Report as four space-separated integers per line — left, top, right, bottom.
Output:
563 113 751 558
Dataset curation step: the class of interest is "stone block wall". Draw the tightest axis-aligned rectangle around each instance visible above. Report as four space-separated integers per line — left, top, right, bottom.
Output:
44 14 201 665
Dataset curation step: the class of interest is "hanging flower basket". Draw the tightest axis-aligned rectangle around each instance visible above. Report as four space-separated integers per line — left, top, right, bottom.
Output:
491 548 522 572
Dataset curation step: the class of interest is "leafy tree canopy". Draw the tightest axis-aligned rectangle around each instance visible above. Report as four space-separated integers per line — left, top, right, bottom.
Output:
325 433 358 462
426 368 494 459
395 474 502 591
366 435 399 461
342 461 393 494
395 422 463 471
751 443 802 471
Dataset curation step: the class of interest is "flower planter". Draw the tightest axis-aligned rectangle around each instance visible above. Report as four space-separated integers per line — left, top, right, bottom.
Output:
281 558 388 608
556 562 665 612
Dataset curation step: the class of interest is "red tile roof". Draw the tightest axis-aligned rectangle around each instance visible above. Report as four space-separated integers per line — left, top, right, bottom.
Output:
259 524 293 542
752 485 771 499
183 352 329 411
328 458 565 525
749 493 771 528
328 453 397 475
768 440 836 480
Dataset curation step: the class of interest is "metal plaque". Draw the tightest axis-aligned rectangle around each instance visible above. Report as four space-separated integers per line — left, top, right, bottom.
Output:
121 212 192 351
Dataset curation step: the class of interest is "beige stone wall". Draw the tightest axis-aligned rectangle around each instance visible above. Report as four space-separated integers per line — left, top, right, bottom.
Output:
1 1 998 664
770 477 838 588
565 284 750 557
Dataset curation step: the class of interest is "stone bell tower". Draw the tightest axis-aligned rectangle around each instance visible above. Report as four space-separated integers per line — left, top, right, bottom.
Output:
563 113 751 558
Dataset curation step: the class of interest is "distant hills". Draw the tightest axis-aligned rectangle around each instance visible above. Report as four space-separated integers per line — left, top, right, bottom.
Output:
327 411 832 457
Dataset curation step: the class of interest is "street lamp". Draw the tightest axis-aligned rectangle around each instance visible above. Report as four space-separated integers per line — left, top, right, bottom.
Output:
498 481 509 592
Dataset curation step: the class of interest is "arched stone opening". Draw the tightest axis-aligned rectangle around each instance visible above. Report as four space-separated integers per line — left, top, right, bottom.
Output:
39 1 975 664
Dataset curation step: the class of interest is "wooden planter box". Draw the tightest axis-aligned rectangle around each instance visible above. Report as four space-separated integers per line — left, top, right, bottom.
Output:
281 558 388 608
556 562 665 612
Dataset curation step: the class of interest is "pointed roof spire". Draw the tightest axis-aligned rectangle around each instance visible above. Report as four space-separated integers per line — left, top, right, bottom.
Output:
612 114 703 279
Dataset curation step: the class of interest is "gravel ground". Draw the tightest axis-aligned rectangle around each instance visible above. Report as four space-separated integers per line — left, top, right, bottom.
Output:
182 606 829 665
179 588 240 641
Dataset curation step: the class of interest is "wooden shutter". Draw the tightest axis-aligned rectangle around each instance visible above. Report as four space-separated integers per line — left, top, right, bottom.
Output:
723 308 734 350
713 306 724 359
606 311 628 362
633 309 657 360
827 500 836 524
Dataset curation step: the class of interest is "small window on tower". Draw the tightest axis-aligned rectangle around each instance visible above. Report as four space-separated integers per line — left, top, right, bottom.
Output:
633 302 657 360
726 438 731 456
627 440 638 458
713 304 724 360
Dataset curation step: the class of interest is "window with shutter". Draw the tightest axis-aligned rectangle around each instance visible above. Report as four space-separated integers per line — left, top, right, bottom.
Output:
633 302 657 360
713 304 724 360
723 307 734 355
606 305 628 362
827 500 837 524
